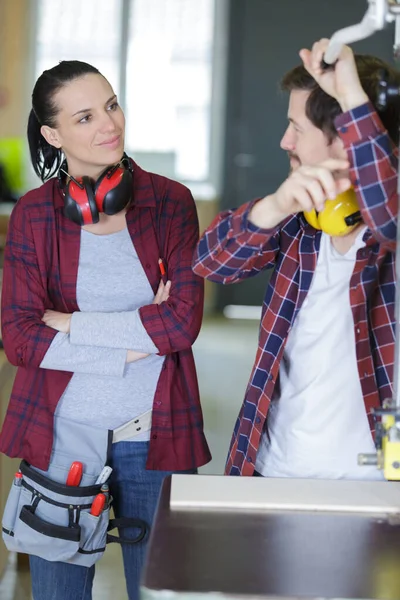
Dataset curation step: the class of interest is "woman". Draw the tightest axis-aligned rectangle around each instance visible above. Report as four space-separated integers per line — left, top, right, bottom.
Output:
0 60 210 600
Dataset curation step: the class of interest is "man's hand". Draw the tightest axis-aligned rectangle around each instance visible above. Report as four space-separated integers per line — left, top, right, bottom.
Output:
299 39 369 112
42 310 72 333
249 159 351 229
153 280 171 305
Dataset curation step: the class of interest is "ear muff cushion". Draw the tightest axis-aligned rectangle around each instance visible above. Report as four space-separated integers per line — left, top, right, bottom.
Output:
64 177 99 225
94 167 132 215
303 208 321 230
95 167 124 211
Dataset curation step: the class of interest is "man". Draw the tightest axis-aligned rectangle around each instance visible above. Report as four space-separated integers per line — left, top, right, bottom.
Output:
193 39 399 479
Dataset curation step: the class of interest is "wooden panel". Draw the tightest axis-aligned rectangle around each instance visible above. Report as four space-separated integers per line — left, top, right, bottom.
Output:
195 199 219 313
0 352 17 579
0 0 31 139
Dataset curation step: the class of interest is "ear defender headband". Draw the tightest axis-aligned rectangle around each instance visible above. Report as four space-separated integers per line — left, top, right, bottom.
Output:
303 187 362 237
58 154 133 226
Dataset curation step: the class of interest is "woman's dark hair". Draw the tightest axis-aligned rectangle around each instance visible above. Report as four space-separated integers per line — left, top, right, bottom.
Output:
281 55 400 145
28 61 100 182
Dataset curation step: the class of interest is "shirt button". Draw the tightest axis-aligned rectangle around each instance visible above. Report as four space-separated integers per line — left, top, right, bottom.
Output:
152 434 158 440
356 328 361 335
341 126 348 133
256 417 261 424
268 374 274 381
212 250 218 257
155 401 162 406
247 456 253 463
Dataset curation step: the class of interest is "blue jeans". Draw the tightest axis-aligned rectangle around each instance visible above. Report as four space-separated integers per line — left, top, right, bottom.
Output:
29 441 196 600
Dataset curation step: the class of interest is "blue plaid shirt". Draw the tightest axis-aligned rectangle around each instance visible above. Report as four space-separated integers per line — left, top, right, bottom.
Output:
193 103 397 476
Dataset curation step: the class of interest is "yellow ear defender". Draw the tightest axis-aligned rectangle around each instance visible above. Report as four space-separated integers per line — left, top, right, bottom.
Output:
303 187 362 237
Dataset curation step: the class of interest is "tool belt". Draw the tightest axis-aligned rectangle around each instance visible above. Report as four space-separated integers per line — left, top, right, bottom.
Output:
1 415 150 568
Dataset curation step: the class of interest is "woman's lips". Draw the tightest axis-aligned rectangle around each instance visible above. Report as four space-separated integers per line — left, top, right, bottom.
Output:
99 135 121 148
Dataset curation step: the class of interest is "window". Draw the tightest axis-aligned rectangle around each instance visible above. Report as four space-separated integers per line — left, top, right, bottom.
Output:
34 0 223 197
36 0 123 93
126 0 214 184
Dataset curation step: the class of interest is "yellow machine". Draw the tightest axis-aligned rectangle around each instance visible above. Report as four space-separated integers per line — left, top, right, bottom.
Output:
359 403 400 481
379 408 400 480
321 0 400 482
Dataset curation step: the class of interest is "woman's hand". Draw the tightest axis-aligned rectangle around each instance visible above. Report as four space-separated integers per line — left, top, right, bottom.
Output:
42 310 72 333
42 282 170 357
153 280 171 305
126 350 149 363
126 281 171 363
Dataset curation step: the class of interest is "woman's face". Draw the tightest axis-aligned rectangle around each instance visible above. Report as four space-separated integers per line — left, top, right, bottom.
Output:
41 73 125 179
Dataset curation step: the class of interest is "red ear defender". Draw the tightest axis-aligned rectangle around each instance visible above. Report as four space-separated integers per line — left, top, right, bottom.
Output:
59 157 133 226
94 163 133 215
63 174 99 226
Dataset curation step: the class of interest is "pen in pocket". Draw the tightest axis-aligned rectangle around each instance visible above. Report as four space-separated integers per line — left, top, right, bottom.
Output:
95 466 113 485
158 258 166 277
13 471 22 486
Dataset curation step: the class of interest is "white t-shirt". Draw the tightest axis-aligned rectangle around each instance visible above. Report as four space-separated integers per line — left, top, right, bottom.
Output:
255 228 383 480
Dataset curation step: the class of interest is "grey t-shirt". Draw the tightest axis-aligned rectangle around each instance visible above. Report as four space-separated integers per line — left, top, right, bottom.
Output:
41 227 164 440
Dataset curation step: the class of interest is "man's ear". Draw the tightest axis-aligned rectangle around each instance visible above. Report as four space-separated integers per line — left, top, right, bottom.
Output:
330 135 346 160
40 125 62 149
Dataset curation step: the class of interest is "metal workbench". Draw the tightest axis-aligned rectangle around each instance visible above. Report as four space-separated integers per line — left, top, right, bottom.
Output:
141 475 400 600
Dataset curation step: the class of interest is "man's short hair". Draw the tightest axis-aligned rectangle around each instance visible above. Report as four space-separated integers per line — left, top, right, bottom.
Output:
281 55 400 144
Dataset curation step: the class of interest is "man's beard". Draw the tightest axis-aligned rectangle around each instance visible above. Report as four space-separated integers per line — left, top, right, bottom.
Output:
288 152 301 173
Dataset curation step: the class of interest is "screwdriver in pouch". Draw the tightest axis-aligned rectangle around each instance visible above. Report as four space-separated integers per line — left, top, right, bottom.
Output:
66 461 83 486
13 471 22 486
90 493 106 516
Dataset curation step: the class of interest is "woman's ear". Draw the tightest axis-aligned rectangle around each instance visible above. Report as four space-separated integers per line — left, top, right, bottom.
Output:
40 125 62 149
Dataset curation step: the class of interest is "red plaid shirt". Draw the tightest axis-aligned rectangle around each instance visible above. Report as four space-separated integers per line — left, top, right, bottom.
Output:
193 103 397 476
0 159 211 471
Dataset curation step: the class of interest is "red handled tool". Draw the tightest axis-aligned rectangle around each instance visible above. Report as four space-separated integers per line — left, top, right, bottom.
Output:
66 461 83 486
13 471 22 487
158 258 166 277
90 493 106 516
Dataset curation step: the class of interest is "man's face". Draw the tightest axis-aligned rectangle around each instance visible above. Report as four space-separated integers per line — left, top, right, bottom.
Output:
280 90 347 171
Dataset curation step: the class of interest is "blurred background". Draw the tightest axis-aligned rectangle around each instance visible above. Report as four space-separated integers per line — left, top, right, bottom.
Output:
0 1 396 597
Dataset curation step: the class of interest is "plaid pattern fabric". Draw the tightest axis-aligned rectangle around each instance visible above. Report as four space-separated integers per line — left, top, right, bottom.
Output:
0 159 211 471
193 103 397 476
